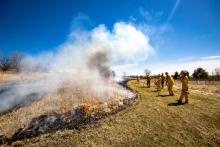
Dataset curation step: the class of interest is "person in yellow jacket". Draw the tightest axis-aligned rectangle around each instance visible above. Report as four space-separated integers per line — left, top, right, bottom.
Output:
165 72 174 96
155 74 162 96
178 70 189 104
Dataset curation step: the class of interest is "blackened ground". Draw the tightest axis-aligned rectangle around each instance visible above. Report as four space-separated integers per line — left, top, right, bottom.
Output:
2 79 219 147
4 96 137 144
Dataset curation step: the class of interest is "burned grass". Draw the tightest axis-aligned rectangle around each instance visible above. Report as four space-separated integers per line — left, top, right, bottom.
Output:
0 80 136 145
8 95 136 143
1 79 220 146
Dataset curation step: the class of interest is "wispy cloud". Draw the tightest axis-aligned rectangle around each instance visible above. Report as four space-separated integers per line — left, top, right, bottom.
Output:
167 0 181 22
176 56 196 62
113 56 220 75
139 7 152 21
200 55 220 60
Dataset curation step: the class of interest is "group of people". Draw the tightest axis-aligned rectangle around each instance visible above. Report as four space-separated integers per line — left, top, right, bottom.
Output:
145 70 189 104
154 72 174 96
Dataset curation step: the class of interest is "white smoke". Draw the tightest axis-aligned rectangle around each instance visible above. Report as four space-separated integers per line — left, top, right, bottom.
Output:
48 22 154 71
0 21 155 113
90 22 154 64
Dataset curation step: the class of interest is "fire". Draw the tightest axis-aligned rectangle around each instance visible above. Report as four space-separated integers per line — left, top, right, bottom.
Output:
0 77 136 145
79 103 96 116
79 102 113 116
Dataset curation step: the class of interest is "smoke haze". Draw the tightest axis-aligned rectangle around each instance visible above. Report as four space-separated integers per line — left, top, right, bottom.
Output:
0 21 155 113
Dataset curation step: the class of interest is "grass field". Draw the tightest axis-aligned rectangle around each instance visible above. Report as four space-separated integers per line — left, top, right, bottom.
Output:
2 79 220 146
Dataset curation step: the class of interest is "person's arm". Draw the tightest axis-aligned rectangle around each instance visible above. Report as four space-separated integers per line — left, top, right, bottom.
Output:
165 77 168 85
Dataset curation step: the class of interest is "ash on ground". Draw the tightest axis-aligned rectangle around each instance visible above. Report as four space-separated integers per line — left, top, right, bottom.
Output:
10 94 136 143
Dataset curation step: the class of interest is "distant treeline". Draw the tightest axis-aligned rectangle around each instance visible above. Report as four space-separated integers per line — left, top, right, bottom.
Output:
172 68 220 81
128 67 220 81
0 52 24 72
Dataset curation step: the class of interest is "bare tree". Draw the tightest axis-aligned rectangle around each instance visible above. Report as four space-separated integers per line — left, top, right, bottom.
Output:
123 72 127 77
144 69 151 76
0 51 24 72
215 68 220 80
0 57 11 72
9 52 24 72
215 68 220 75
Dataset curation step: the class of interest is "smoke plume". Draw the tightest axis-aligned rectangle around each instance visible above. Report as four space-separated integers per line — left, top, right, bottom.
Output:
0 21 154 113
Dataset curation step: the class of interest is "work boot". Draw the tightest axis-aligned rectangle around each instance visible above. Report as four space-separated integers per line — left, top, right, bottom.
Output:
177 100 182 104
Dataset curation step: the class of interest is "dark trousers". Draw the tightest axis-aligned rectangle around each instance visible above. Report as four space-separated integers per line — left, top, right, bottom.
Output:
147 81 150 87
161 80 164 88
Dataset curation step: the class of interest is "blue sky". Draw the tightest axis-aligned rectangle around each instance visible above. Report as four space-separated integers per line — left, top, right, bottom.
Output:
0 0 220 74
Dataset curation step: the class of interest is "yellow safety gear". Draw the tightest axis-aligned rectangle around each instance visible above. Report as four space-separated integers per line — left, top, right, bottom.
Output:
181 76 189 90
156 76 162 90
166 75 174 96
166 75 174 86
179 76 189 103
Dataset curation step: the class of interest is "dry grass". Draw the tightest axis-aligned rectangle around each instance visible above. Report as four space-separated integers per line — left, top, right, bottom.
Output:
0 72 47 83
175 80 220 96
0 82 134 138
0 72 23 82
1 79 220 146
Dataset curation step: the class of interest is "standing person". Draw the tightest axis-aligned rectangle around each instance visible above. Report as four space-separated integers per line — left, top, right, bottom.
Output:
161 73 165 88
146 75 151 88
165 72 174 96
136 75 140 84
155 74 162 96
178 70 189 104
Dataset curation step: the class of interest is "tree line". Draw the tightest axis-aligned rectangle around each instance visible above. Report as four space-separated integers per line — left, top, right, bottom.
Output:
144 67 220 81
0 52 24 72
172 68 220 81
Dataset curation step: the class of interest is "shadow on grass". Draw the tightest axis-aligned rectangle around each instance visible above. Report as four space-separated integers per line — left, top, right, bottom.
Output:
159 94 170 97
140 86 147 88
168 101 187 106
151 90 158 92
